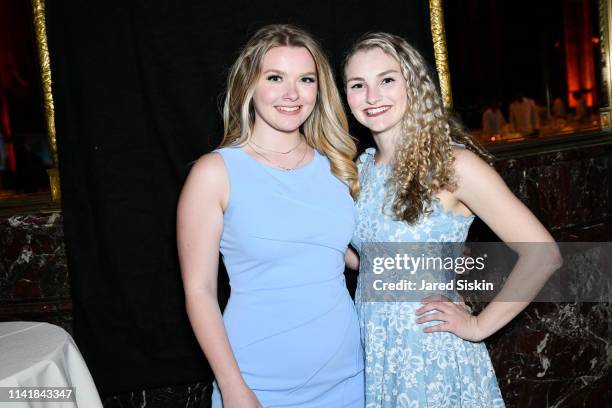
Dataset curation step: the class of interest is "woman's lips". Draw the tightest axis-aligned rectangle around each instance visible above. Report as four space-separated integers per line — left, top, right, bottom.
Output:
275 105 302 115
364 105 391 117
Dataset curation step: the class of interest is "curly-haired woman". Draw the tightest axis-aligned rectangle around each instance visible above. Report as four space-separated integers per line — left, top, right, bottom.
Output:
343 32 561 407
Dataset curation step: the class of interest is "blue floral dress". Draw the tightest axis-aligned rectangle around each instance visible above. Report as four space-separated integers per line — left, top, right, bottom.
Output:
351 148 505 408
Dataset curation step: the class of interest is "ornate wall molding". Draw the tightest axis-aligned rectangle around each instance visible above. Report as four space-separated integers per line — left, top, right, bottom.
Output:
429 0 453 109
599 0 612 129
31 0 60 201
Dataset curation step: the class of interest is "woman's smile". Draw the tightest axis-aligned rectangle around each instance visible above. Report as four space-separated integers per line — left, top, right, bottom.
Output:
364 105 391 117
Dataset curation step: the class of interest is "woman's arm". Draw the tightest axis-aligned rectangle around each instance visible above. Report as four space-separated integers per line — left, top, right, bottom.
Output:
416 148 562 341
177 153 261 407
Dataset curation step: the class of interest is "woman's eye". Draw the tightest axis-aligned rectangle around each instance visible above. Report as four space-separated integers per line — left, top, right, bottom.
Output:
267 75 282 82
350 83 364 89
382 77 395 85
301 76 316 83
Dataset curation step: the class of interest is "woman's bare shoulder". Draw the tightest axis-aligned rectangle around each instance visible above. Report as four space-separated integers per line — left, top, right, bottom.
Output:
181 152 229 208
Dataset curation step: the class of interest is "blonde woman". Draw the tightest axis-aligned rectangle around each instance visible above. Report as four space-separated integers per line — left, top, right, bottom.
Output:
177 25 364 408
343 32 561 407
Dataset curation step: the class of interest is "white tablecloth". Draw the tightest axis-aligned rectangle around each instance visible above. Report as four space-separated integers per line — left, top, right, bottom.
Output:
0 322 103 407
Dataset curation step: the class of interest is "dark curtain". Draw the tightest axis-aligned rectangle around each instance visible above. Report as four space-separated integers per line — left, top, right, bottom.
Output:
46 0 433 395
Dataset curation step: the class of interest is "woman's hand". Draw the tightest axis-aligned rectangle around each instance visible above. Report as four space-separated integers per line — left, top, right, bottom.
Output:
222 385 262 408
415 295 485 342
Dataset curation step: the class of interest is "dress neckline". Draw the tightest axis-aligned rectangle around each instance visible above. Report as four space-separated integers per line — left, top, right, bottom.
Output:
362 147 389 169
238 145 318 173
361 147 474 221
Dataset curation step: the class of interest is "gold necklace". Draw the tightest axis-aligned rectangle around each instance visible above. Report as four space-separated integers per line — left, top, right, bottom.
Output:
248 141 309 171
249 137 303 154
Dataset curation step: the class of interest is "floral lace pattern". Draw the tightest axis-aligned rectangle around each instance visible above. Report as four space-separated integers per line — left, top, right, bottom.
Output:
351 148 505 408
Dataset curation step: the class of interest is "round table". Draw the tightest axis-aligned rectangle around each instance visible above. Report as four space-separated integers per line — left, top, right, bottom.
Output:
0 321 103 407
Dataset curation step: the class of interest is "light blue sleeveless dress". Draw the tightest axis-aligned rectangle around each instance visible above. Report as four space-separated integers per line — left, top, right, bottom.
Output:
211 147 364 408
351 148 505 408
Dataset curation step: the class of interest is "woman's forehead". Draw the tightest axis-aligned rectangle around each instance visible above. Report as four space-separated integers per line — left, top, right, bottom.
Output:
261 46 316 72
345 48 400 77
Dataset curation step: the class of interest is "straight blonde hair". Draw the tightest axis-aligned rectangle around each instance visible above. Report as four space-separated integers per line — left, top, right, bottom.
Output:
220 24 359 197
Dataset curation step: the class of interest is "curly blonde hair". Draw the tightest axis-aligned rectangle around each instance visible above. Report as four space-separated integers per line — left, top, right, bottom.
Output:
220 24 359 197
344 32 490 223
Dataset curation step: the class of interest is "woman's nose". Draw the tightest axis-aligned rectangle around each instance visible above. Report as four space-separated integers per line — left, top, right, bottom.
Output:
283 83 299 101
366 87 381 105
